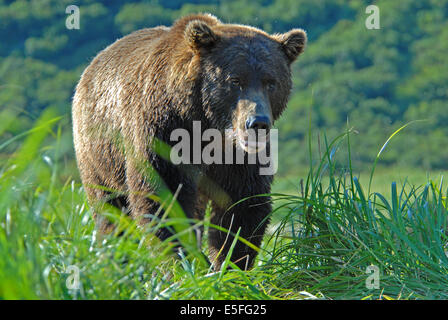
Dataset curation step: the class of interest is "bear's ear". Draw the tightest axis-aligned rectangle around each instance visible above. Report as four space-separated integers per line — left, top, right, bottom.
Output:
185 20 219 51
273 29 307 63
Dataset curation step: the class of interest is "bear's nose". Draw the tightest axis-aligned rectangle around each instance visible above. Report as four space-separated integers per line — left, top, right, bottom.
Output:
245 115 271 131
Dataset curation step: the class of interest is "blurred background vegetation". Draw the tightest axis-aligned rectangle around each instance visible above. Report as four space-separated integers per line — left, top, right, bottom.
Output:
1 0 447 179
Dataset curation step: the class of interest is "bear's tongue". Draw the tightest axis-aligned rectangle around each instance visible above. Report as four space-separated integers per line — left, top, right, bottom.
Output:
235 128 269 153
242 137 267 154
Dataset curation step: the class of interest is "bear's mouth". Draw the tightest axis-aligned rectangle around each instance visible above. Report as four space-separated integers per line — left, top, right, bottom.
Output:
237 130 270 154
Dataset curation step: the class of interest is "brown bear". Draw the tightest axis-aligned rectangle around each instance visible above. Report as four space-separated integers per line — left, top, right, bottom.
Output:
72 13 306 270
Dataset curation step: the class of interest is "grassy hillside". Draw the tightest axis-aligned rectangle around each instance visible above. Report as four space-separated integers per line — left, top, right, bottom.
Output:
277 0 448 174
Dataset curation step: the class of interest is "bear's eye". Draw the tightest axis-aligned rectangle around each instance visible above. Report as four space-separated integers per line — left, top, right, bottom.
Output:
265 80 277 91
229 77 241 88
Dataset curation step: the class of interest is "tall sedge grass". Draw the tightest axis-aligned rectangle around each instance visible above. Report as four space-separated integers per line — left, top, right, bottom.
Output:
0 110 446 299
263 126 448 299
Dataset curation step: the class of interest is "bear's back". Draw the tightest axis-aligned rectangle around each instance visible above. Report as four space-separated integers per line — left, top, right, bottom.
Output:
72 26 171 131
89 26 170 75
75 25 170 95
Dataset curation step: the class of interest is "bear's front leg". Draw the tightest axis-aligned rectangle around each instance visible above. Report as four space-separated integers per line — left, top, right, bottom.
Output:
126 156 199 242
205 168 272 270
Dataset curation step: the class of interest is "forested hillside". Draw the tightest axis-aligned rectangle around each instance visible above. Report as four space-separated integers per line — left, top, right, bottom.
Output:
1 0 447 176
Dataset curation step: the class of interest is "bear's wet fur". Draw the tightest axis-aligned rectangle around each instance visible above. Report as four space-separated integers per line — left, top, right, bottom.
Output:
72 14 306 270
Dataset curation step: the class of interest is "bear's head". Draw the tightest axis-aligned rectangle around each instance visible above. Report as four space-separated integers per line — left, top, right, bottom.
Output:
184 14 307 153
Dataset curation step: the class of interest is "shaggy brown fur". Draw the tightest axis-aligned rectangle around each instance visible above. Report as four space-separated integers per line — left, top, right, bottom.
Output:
72 13 306 270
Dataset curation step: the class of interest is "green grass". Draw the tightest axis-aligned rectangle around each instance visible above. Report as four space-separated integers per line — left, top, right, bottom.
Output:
0 114 447 300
